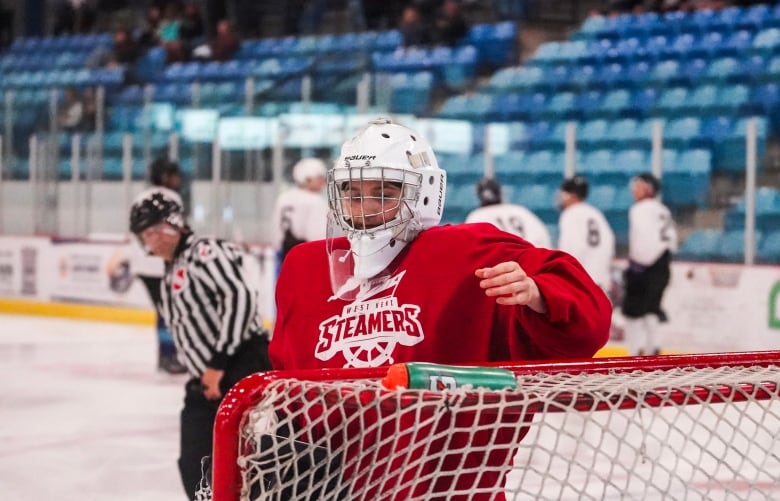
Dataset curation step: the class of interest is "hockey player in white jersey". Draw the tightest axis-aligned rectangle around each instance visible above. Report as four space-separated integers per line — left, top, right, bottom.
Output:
270 157 329 262
557 175 615 291
622 173 678 356
465 177 552 248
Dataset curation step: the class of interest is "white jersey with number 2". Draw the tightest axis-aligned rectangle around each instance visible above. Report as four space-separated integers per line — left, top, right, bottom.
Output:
270 187 329 250
558 202 615 289
465 204 552 248
629 198 678 266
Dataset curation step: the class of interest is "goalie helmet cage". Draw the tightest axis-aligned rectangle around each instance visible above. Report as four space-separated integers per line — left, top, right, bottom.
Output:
210 351 780 501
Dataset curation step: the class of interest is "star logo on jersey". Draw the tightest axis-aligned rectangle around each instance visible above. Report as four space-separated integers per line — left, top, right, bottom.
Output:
315 271 424 368
172 267 187 292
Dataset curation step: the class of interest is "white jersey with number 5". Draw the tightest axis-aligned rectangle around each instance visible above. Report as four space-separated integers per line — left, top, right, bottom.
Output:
558 202 615 289
629 198 678 266
465 204 552 248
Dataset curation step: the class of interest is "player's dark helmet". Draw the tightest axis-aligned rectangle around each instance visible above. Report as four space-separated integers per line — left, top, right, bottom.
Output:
560 175 589 200
632 172 661 194
129 188 184 235
476 177 502 206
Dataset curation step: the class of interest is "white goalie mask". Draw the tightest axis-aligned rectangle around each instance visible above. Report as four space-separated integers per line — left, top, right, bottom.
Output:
326 118 446 301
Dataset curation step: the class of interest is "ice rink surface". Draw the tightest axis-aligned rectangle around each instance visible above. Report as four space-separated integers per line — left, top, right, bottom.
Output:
0 313 186 501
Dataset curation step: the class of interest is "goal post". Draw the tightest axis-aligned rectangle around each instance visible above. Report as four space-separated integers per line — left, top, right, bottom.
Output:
209 351 780 500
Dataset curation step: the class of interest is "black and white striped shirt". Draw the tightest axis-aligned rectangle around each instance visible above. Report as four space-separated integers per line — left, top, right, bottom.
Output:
160 233 267 377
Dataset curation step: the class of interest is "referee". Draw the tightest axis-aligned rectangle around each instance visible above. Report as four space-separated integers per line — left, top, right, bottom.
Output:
129 190 272 500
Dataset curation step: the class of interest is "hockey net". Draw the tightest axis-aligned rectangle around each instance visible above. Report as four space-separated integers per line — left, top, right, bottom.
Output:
208 351 780 500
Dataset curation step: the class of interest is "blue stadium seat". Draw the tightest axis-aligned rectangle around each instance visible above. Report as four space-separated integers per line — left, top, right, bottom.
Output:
494 150 526 177
663 149 711 208
652 86 689 114
542 91 577 119
715 84 750 116
541 64 571 90
598 88 631 117
677 229 722 261
483 67 520 93
574 90 603 117
587 184 617 212
716 230 762 263
664 117 702 147
752 27 780 54
757 231 780 263
723 187 780 231
683 85 719 116
629 87 658 117
437 94 492 121
713 116 767 174
647 59 681 86
438 152 480 182
568 64 597 89
580 149 613 178
721 29 753 57
674 57 707 86
606 118 640 148
597 62 625 88
389 71 432 115
532 41 561 65
736 3 771 31
700 116 734 144
704 56 740 83
578 119 610 149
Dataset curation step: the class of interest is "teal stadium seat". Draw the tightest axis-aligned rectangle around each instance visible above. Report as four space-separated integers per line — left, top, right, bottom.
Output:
757 231 780 263
678 229 722 261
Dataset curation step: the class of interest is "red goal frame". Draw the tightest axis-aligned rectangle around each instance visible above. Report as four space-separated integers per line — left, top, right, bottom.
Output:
211 350 780 501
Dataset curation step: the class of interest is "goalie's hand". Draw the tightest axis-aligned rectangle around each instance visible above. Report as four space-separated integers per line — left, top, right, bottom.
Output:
476 261 548 314
201 367 224 400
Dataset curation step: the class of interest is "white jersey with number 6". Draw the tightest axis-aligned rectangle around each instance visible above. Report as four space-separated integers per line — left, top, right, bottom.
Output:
629 198 678 266
558 202 615 289
465 204 552 248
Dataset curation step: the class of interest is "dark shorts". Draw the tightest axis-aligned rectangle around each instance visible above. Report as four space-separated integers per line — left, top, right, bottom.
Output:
621 251 671 319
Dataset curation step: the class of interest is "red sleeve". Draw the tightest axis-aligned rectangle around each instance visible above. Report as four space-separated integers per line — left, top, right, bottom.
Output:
464 223 612 360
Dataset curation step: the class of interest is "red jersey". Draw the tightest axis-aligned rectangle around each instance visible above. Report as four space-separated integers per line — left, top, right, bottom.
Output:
269 222 611 499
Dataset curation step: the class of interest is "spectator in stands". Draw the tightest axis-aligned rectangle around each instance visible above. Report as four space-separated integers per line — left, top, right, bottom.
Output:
622 173 678 356
269 118 610 498
466 177 552 248
53 0 97 35
137 5 162 50
158 2 187 63
432 0 468 46
556 175 615 292
362 0 402 30
270 157 329 264
208 19 240 62
57 86 85 133
400 5 431 47
179 2 205 44
111 29 140 66
80 87 97 132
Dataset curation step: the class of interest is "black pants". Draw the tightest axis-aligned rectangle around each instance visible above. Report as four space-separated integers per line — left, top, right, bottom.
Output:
622 251 671 319
179 335 272 500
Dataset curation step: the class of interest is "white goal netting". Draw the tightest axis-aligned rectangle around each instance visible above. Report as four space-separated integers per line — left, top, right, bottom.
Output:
208 353 780 501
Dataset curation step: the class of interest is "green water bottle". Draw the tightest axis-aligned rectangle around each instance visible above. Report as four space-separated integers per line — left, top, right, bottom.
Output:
382 362 517 391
